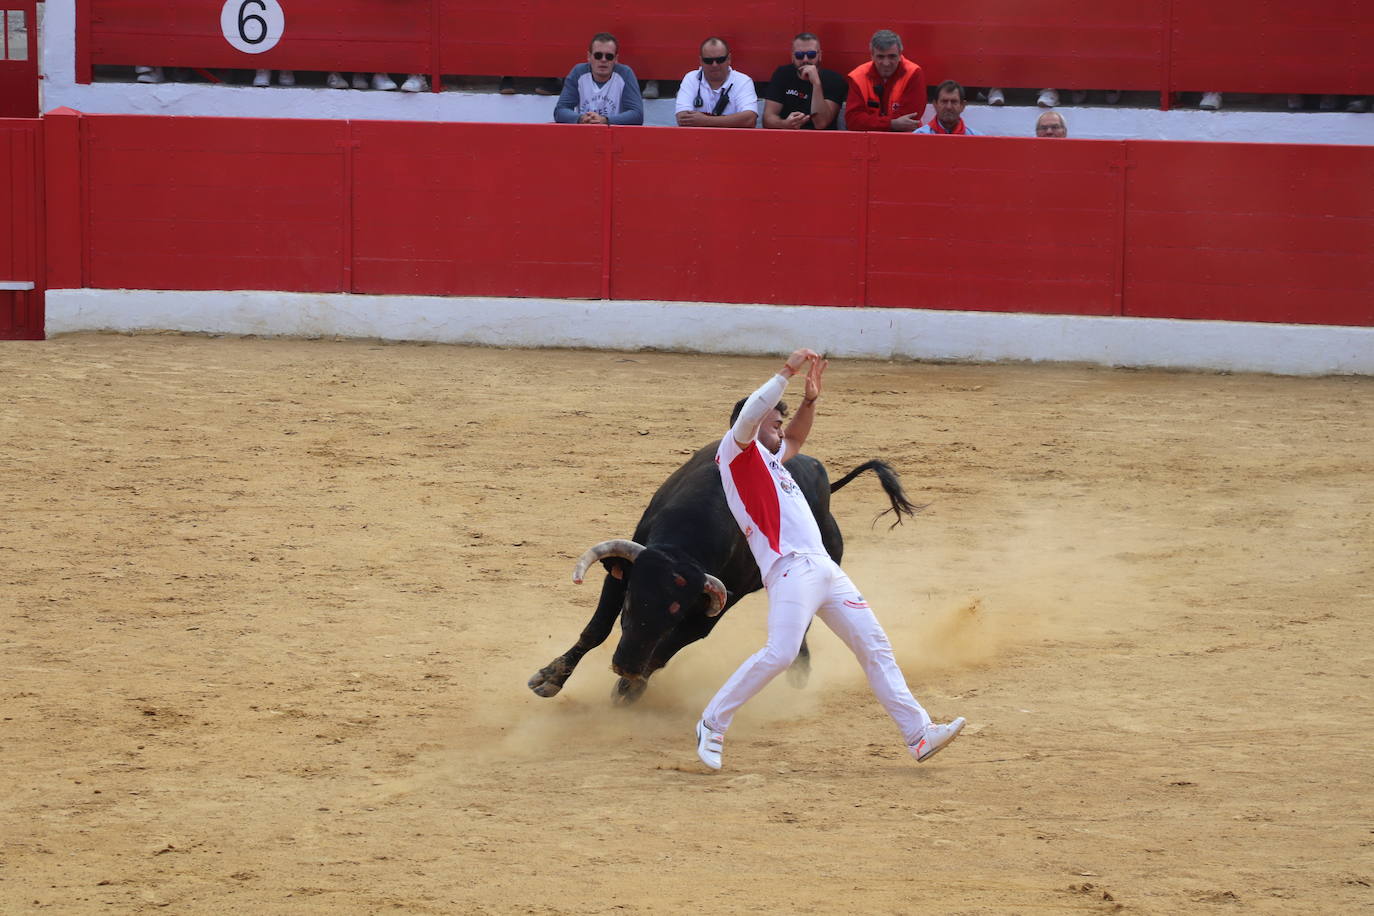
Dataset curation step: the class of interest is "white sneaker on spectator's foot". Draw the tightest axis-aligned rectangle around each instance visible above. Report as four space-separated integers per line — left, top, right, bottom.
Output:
400 74 428 92
1037 88 1060 108
252 68 270 87
1105 89 1122 104
1200 91 1223 110
1287 93 1303 110
1070 89 1088 104
277 70 295 87
909 717 966 762
372 73 398 91
136 66 164 84
695 720 724 771
987 87 1005 106
325 71 348 89
641 79 659 99
351 72 369 90
1347 97 1370 113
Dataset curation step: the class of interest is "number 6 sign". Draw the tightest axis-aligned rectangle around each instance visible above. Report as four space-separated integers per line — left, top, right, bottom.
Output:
221 0 284 54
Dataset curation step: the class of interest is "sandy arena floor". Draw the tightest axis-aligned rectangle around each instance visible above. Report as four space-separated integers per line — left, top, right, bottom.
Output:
1 333 1371 914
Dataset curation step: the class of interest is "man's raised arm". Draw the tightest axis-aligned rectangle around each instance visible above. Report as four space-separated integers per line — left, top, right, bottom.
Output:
730 348 820 448
780 354 827 463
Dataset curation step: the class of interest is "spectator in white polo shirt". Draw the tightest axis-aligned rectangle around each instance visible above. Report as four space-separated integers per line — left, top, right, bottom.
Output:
675 37 758 128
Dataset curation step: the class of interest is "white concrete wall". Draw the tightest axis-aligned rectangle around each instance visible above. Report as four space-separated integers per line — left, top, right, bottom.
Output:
39 0 1374 145
45 289 1374 377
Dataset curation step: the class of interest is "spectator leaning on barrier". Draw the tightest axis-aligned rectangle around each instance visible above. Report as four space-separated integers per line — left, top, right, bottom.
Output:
844 30 927 132
554 33 645 125
915 80 978 134
762 32 847 130
1035 110 1068 137
676 38 759 128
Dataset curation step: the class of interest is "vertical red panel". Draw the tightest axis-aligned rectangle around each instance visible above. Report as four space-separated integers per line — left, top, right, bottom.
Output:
0 117 44 339
865 134 1123 315
611 126 864 307
350 121 605 298
1123 141 1374 327
1170 0 1374 95
42 108 83 289
82 115 349 292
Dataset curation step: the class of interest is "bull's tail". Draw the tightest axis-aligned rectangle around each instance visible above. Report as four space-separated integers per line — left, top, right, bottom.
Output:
830 460 925 529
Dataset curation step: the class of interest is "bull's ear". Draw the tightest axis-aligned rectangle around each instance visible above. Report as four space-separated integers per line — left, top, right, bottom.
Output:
602 558 626 580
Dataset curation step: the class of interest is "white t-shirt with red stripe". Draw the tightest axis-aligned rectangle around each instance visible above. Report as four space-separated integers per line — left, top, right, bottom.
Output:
715 433 827 582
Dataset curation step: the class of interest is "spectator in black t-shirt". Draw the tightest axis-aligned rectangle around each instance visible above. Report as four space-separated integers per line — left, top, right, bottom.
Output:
762 32 848 130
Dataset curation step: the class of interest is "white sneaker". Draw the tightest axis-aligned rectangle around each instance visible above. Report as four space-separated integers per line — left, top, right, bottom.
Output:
136 66 164 84
277 70 295 87
372 73 398 91
987 87 1005 106
1037 88 1059 108
909 717 966 762
641 80 659 99
325 71 348 89
1347 98 1369 113
1200 91 1222 110
351 72 369 90
252 68 270 87
400 73 428 92
695 720 724 770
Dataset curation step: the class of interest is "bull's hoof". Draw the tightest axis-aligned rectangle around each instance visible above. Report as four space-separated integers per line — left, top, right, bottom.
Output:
786 655 811 689
527 665 567 698
610 677 648 706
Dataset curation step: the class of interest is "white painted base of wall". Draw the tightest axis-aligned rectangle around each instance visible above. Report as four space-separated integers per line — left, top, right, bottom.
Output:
45 288 1374 376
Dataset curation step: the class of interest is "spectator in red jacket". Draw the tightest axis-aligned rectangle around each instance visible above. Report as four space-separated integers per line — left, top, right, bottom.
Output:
844 29 926 132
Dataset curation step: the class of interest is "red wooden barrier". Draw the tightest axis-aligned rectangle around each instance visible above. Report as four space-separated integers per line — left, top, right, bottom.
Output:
79 1 1374 96
35 115 1374 330
1124 141 1374 325
611 128 863 307
0 117 43 339
1170 0 1374 96
81 115 349 292
350 121 606 298
865 134 1125 315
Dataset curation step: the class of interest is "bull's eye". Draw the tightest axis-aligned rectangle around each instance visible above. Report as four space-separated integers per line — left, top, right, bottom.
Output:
668 602 682 615
673 574 687 588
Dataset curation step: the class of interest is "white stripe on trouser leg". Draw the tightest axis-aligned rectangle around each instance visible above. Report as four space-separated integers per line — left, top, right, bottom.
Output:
815 566 932 745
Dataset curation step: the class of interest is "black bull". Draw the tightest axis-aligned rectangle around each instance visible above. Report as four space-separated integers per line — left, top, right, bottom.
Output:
528 441 919 704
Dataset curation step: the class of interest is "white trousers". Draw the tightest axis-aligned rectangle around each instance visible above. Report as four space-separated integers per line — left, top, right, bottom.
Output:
701 552 932 746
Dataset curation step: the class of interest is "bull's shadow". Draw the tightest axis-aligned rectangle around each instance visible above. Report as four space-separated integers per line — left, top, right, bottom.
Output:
528 441 918 705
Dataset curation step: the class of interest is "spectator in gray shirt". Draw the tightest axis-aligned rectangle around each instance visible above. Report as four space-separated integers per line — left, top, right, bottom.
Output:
554 33 645 125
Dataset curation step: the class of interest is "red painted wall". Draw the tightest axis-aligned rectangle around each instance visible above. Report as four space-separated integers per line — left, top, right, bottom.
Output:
0 118 44 339
82 1 1374 96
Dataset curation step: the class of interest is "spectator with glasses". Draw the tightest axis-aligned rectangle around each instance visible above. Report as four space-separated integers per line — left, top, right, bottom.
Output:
762 32 847 130
554 33 645 125
675 38 759 128
1034 110 1068 137
844 29 927 132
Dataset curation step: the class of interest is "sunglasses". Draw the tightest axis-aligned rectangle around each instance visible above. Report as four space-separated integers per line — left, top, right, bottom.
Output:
591 51 616 61
793 50 818 60
700 55 728 65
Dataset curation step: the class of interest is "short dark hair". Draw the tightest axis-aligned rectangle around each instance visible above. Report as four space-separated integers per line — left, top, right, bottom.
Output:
793 32 820 45
936 79 966 102
730 397 789 426
589 32 618 52
700 36 730 56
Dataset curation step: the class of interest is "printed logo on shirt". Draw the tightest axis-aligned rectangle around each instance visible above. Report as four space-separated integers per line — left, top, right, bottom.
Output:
779 476 797 494
784 88 809 100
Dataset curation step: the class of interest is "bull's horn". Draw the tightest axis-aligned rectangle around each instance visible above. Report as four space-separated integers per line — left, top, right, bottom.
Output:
703 574 728 616
572 539 645 584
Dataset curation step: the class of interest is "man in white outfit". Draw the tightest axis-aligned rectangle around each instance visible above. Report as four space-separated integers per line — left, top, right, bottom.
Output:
696 348 965 770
